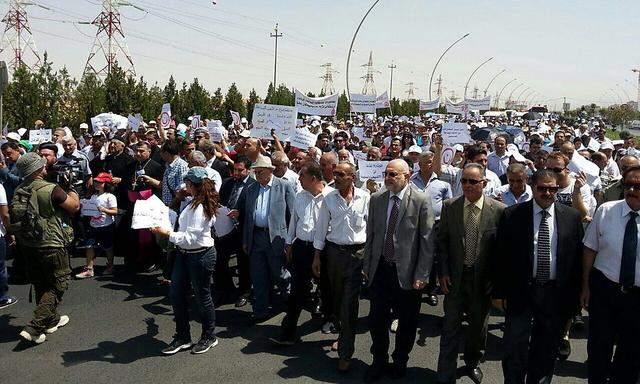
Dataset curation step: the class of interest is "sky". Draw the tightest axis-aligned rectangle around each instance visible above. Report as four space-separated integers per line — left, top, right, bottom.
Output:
2 0 639 111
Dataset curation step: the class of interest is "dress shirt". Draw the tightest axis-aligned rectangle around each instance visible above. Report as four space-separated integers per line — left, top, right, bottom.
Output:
286 185 334 245
605 158 621 180
169 203 216 249
206 168 222 192
386 184 408 226
410 172 452 220
313 186 370 250
583 200 640 287
253 178 273 228
447 166 502 198
487 151 510 177
495 184 533 207
227 176 251 209
533 200 558 280
280 168 301 192
162 156 189 205
463 195 485 222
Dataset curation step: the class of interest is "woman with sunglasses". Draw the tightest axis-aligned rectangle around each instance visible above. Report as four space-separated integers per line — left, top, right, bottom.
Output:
151 166 220 355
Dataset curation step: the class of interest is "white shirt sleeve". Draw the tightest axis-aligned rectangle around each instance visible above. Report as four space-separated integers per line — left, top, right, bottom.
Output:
583 205 602 251
286 196 299 246
169 205 211 248
313 197 331 251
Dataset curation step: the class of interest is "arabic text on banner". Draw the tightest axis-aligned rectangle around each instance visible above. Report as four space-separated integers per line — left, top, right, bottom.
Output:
251 103 298 141
349 93 377 114
294 89 338 116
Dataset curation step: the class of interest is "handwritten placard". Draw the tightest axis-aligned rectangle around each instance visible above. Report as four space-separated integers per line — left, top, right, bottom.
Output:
207 120 224 142
190 115 201 129
230 110 241 126
441 122 472 145
80 197 101 217
294 89 338 116
289 127 317 150
213 206 235 238
160 103 171 129
128 114 140 132
441 146 455 165
352 151 368 163
349 93 376 113
358 160 388 181
28 129 52 144
131 195 172 230
251 103 297 141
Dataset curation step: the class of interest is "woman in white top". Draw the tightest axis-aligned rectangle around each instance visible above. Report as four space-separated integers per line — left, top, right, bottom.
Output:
151 166 219 355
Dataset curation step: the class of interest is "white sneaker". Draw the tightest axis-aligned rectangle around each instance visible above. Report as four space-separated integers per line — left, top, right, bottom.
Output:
46 315 70 334
75 267 94 279
390 319 399 333
19 330 46 344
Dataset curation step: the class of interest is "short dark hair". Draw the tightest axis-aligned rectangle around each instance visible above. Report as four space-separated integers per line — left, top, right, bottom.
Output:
160 139 180 156
300 161 322 180
466 144 487 161
38 142 58 155
1 141 20 151
235 155 252 169
401 156 413 170
531 169 558 185
529 136 543 146
622 165 640 183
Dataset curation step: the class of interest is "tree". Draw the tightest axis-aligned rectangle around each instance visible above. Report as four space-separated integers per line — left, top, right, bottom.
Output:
186 78 213 119
104 64 129 113
163 75 177 104
264 83 294 106
74 72 106 127
211 87 224 120
336 91 349 119
246 88 261 122
222 83 246 126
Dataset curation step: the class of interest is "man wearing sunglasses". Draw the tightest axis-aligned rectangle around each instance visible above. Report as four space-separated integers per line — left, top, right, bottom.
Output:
493 169 584 384
582 165 640 384
436 163 505 384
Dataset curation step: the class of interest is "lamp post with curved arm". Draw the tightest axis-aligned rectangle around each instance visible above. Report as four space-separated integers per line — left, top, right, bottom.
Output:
514 86 531 106
483 69 506 97
428 33 470 100
496 78 517 109
463 57 493 100
506 83 525 108
345 0 382 101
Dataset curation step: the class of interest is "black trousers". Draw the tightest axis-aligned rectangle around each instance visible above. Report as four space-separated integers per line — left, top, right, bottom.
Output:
281 239 315 338
587 269 640 384
214 232 237 296
502 281 568 384
319 249 335 321
369 260 421 366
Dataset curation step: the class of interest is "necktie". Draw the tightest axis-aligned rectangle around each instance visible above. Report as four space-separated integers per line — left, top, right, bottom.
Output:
620 211 638 289
228 181 242 209
383 196 400 264
536 210 551 283
464 204 480 265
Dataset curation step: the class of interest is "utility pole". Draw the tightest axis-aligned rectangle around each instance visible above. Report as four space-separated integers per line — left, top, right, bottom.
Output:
1 0 41 71
270 23 282 88
84 0 135 77
633 68 640 112
472 86 479 99
361 51 379 95
320 62 337 95
449 90 457 102
435 74 443 101
388 61 396 99
405 82 417 100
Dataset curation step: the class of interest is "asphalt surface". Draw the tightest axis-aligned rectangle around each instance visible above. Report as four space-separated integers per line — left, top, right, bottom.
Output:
1 255 589 384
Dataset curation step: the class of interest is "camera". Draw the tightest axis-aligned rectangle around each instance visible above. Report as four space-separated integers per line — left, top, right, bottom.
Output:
48 160 85 193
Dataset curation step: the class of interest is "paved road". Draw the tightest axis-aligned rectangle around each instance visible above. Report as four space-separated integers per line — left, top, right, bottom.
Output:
0 256 589 384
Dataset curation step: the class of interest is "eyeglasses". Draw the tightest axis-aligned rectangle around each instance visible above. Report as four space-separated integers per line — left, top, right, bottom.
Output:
332 171 348 178
460 178 484 185
545 167 565 173
536 186 560 194
623 183 640 191
383 171 405 178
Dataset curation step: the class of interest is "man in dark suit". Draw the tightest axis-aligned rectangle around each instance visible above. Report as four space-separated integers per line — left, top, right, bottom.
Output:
362 159 435 382
217 156 256 306
493 169 584 384
437 163 505 384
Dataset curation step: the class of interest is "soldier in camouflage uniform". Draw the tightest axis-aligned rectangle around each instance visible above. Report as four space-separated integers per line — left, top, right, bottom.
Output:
9 153 79 344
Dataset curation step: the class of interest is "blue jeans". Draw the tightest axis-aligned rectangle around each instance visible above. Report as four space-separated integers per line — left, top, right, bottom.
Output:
0 237 7 300
170 247 216 341
250 230 290 317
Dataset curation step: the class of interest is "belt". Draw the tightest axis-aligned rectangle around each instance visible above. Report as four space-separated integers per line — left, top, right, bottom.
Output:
178 247 208 254
595 269 640 294
326 241 364 251
294 239 314 246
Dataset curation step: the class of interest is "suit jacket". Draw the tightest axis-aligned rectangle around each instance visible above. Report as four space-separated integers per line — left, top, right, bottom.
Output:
238 176 295 252
219 176 256 210
493 200 584 316
210 157 231 181
602 179 623 203
363 185 436 290
438 195 505 295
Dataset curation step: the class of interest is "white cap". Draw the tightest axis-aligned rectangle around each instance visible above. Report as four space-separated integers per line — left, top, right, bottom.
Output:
453 144 464 152
408 145 422 154
79 123 89 129
311 120 320 127
7 132 20 142
239 130 251 138
241 117 248 124
600 141 614 151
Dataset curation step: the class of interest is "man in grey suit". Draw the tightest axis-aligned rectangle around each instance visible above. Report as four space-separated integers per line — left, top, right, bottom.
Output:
236 155 296 322
362 159 436 382
437 163 505 384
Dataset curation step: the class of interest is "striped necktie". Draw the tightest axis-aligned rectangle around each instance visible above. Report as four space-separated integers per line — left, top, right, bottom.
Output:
383 196 400 264
464 204 480 265
536 210 551 283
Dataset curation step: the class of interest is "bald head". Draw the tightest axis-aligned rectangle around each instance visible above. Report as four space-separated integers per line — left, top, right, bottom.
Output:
384 159 411 193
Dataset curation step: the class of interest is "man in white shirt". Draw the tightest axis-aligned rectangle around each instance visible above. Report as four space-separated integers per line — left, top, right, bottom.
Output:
495 163 533 207
272 162 333 345
313 160 370 373
487 135 510 178
582 165 640 384
272 150 301 192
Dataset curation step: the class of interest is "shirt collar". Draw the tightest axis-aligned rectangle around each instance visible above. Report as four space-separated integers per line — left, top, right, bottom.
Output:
464 194 484 210
390 184 409 201
260 176 273 189
532 199 554 216
622 201 640 218
168 156 180 168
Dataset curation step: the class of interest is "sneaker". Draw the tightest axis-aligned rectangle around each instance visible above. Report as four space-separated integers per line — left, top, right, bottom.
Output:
144 264 157 273
103 265 114 276
572 314 585 330
45 315 70 334
192 336 218 354
162 338 192 355
0 296 19 310
19 329 46 344
390 318 399 333
558 337 571 360
75 267 94 279
321 321 336 334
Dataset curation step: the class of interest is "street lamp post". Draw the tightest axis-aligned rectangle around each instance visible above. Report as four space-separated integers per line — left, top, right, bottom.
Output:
463 57 493 100
345 0 382 101
496 78 517 109
428 33 470 100
483 69 506 97
514 86 531 106
506 83 525 107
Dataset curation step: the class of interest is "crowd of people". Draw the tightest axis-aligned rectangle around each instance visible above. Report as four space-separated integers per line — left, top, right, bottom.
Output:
0 112 639 384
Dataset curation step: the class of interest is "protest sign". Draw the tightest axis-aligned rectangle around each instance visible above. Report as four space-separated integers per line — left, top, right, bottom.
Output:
17 128 27 137
294 89 338 116
207 120 225 142
289 127 317 150
352 126 366 141
464 96 491 110
190 115 201 129
419 98 440 111
127 114 140 132
358 160 388 181
92 113 128 132
131 195 172 230
160 103 171 129
251 103 297 141
80 198 101 217
230 110 241 126
441 146 455 165
28 129 52 144
375 92 390 109
568 151 600 188
441 122 472 145
349 93 376 113
445 98 465 114
214 206 235 238
352 151 368 163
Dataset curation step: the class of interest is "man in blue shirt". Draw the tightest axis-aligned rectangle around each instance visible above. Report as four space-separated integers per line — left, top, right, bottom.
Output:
495 163 533 207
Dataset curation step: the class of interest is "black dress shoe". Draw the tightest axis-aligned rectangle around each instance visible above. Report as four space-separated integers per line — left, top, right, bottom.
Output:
363 363 386 383
235 296 248 308
558 338 571 360
467 366 483 384
387 362 407 380
426 294 439 307
250 313 270 324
